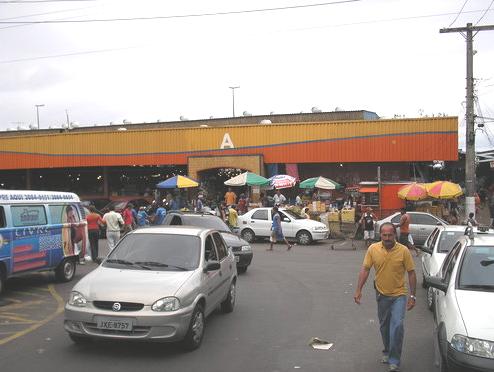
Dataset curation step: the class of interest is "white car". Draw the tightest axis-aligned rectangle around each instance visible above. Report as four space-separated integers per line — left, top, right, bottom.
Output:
237 207 329 245
421 225 494 310
425 231 494 372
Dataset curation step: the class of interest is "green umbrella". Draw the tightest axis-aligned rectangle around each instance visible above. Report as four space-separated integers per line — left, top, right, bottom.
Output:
299 176 341 190
224 172 270 186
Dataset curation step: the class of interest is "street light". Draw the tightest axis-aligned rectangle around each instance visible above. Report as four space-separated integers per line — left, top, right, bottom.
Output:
35 104 45 129
229 86 240 117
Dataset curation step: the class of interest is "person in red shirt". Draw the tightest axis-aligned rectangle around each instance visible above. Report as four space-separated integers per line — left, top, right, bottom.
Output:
86 205 103 262
396 208 419 256
122 204 135 235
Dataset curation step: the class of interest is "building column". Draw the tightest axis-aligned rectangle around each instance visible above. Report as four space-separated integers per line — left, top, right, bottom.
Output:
26 169 32 189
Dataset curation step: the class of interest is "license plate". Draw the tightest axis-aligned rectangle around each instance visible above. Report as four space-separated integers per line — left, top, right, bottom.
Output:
96 317 133 331
235 256 240 262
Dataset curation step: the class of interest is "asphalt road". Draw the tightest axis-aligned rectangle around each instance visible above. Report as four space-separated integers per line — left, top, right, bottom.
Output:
0 239 436 372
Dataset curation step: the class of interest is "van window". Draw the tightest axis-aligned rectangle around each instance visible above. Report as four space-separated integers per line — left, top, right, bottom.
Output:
0 206 5 228
49 204 80 224
11 205 47 227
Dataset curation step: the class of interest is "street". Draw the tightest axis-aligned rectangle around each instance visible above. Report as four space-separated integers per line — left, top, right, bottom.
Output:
0 239 436 372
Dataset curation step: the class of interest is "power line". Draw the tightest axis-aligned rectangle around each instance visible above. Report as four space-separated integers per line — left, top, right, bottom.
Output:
447 0 469 28
475 0 494 26
0 0 94 3
0 0 362 24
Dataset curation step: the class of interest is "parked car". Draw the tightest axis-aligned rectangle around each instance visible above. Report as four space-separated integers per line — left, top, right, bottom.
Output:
425 231 494 372
374 211 448 246
420 225 494 310
160 211 253 273
64 226 237 350
237 207 329 245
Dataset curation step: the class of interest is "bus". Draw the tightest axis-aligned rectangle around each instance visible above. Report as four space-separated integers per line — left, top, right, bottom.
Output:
0 190 88 294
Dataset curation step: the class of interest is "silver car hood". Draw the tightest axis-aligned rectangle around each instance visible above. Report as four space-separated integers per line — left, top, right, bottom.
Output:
73 266 195 305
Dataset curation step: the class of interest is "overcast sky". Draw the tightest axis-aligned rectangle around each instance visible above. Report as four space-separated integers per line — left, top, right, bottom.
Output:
0 0 493 149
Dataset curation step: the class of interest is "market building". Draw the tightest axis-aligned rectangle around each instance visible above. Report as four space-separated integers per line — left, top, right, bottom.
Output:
0 110 458 208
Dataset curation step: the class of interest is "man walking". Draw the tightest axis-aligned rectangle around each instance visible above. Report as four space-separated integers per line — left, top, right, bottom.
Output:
354 223 416 372
102 205 124 252
360 207 377 248
122 204 134 235
268 206 292 251
396 208 419 256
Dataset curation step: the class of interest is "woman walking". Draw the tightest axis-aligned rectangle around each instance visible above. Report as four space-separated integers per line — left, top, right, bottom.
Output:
268 206 293 251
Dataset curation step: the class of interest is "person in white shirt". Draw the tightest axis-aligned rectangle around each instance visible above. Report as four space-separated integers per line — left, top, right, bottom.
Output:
273 189 287 206
102 205 124 252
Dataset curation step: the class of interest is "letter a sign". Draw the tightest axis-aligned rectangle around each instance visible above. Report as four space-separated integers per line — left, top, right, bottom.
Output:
220 133 235 149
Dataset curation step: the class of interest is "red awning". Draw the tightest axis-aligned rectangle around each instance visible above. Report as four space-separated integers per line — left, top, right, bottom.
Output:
359 187 378 193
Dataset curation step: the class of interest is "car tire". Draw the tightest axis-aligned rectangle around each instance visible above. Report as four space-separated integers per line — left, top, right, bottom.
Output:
221 280 236 313
69 333 92 344
427 287 435 312
296 230 312 245
237 266 247 274
241 229 256 243
55 258 76 283
182 304 205 351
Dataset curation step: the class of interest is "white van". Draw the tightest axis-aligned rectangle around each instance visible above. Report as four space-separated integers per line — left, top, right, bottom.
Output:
0 190 88 294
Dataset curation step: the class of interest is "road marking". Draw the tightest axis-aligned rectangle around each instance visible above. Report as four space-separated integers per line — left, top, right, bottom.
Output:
0 314 36 323
0 285 65 346
9 290 48 298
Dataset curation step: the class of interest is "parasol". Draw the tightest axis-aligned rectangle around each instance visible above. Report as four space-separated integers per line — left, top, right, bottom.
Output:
268 174 297 189
299 176 341 190
156 175 199 189
224 172 270 186
425 181 463 199
397 182 428 201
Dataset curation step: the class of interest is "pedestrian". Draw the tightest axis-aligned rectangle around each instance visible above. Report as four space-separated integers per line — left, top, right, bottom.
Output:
102 204 124 252
195 194 204 213
122 203 134 235
360 207 377 248
137 206 149 227
396 208 419 256
86 205 103 263
237 193 248 214
465 212 478 227
300 207 310 219
353 222 417 372
260 192 269 207
273 189 287 206
224 187 237 206
295 193 303 207
153 202 167 225
268 206 292 251
228 204 238 232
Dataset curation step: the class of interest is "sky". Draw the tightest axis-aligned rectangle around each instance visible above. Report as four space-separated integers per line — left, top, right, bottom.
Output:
0 0 493 149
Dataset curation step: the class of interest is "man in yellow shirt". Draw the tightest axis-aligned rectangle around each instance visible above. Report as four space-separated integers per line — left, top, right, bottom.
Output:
228 205 238 232
354 222 416 372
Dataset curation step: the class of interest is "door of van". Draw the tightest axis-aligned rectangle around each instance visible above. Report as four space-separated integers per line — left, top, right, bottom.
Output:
0 206 13 277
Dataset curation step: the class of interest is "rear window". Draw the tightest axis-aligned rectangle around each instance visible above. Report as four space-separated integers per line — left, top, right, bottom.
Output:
437 231 464 253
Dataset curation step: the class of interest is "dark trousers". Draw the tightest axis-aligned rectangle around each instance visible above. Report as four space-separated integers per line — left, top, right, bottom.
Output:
88 229 100 262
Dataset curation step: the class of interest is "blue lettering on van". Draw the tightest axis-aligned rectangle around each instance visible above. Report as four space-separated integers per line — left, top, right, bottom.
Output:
14 226 49 237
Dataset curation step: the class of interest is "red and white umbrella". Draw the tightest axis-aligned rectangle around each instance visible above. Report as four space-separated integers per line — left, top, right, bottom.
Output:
268 174 297 189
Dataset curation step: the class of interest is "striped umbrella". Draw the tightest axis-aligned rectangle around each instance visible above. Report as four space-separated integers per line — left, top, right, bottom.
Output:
426 181 463 199
156 175 199 188
224 172 270 186
299 176 341 190
397 182 428 201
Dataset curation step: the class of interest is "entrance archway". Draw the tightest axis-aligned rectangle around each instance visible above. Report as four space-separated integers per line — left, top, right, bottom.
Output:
197 168 248 204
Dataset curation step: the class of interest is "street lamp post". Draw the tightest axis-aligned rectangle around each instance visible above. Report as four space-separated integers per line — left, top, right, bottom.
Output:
35 104 45 129
229 86 240 117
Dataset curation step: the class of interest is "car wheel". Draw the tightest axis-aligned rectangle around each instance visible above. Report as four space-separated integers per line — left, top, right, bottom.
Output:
69 333 92 344
427 287 435 312
237 266 247 274
55 258 76 283
182 304 205 351
296 230 312 245
241 229 256 243
221 280 236 313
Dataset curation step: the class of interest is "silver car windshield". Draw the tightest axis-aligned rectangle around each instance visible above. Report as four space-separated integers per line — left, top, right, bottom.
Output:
183 216 229 231
458 246 494 291
437 231 464 253
104 233 200 271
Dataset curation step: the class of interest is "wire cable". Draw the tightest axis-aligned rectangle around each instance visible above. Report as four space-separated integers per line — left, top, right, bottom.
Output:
447 0 469 28
0 0 362 24
475 0 494 25
0 0 94 3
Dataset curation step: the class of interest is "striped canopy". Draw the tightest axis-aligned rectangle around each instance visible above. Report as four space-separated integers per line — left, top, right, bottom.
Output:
156 175 199 189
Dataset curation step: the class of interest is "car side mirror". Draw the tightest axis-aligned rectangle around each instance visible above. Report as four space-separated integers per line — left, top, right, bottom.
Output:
203 261 220 273
420 246 433 255
424 275 448 293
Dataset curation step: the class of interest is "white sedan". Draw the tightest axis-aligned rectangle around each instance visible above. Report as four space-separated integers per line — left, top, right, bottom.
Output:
237 207 329 245
425 232 494 371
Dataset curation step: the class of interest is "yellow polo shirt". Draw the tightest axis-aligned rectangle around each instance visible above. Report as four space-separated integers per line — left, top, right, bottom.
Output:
363 241 415 297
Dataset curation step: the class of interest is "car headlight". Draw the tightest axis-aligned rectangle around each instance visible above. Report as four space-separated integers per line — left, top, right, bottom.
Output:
313 226 327 231
68 291 87 307
451 334 494 359
151 297 180 312
241 245 251 251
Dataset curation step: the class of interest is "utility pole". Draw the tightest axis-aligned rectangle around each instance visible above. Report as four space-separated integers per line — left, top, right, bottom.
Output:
229 86 240 117
440 23 494 217
35 104 45 129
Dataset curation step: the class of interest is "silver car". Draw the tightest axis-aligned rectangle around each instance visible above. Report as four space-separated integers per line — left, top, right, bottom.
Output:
64 226 237 350
374 211 448 246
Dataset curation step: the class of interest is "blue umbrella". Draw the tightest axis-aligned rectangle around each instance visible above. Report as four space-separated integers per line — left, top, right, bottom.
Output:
156 175 199 189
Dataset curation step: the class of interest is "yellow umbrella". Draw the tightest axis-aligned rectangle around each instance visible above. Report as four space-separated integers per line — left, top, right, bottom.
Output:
397 182 428 201
425 181 463 199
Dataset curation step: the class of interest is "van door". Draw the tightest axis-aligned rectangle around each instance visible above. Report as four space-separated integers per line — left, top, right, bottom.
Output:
0 206 13 277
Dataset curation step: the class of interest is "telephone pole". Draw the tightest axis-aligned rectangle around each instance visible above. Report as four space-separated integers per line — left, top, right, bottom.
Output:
440 23 494 217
